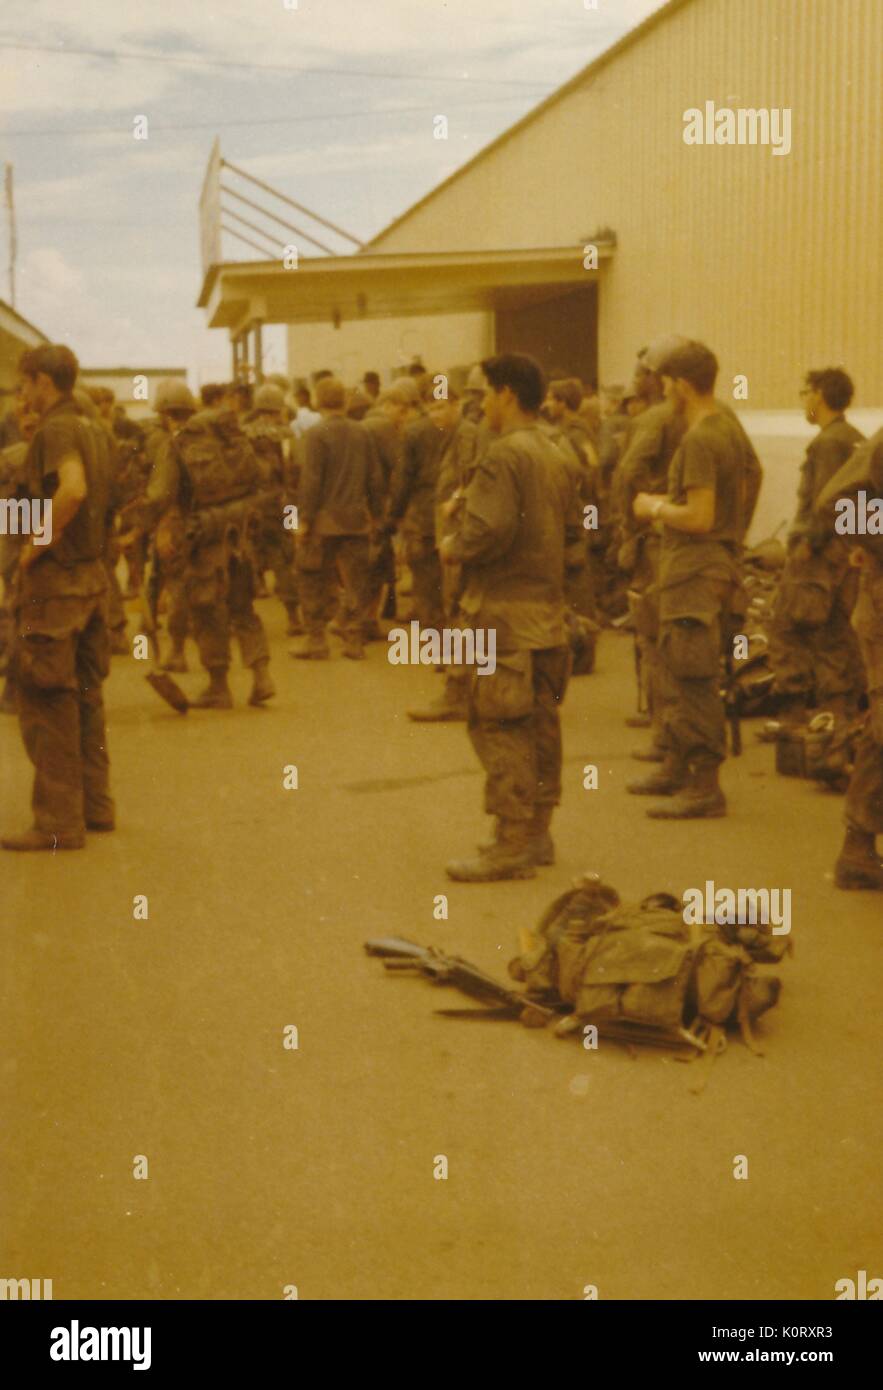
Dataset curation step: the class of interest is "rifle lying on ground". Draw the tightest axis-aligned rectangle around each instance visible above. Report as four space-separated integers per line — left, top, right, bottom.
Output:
363 938 557 1027
364 937 712 1062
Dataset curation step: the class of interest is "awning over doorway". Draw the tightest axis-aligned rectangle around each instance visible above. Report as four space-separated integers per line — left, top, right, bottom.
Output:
197 243 614 336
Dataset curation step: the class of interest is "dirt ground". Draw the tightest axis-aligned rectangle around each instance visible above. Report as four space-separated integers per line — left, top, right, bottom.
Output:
1 595 881 1302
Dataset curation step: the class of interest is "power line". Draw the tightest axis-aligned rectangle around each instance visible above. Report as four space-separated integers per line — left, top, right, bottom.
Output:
0 95 531 139
0 38 553 89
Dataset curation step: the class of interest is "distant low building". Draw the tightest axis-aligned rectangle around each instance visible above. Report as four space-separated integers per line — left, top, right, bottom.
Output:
79 367 188 421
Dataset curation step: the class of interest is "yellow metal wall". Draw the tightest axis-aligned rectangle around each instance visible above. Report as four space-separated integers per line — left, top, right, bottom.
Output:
368 0 883 407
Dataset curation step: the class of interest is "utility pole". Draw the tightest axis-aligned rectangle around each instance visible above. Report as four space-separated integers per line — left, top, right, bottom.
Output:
4 164 16 308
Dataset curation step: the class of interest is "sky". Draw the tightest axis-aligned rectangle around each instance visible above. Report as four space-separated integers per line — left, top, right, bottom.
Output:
0 0 661 385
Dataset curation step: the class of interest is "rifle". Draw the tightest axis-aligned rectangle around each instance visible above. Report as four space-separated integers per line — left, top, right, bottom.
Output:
364 938 558 1027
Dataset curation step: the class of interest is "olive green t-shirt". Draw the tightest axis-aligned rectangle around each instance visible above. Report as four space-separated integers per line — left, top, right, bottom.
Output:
25 397 108 567
659 408 747 614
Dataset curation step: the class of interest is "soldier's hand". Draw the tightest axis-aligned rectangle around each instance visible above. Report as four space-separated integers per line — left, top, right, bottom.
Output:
632 491 658 520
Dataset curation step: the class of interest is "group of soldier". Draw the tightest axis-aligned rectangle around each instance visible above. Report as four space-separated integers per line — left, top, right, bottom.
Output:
1 338 881 898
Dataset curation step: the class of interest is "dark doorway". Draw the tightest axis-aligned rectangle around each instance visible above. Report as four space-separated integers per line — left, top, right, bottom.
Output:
494 283 598 388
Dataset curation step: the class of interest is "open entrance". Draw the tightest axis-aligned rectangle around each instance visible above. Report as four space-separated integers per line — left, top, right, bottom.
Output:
494 283 598 387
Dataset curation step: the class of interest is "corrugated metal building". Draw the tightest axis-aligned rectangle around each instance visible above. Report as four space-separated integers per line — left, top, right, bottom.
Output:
200 0 882 408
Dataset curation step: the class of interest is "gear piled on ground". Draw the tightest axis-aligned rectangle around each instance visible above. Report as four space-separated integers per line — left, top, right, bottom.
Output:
366 873 790 1091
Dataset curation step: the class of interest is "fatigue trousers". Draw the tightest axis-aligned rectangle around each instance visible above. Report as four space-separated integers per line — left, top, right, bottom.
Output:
104 540 127 636
366 532 395 615
467 646 570 823
298 535 371 643
770 553 864 704
186 543 268 674
404 534 444 631
14 588 114 836
845 576 883 834
657 582 731 770
258 526 299 609
165 571 190 646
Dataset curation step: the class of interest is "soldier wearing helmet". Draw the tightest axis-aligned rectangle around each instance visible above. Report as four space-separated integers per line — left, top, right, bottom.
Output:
243 384 302 636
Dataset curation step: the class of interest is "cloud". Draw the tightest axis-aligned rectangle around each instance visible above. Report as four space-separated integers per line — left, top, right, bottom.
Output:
0 0 661 377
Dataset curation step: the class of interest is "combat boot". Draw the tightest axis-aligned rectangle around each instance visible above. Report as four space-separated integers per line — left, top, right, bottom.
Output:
291 636 330 660
342 638 366 660
528 804 555 865
285 604 304 637
446 819 537 882
407 686 468 722
248 660 276 706
646 763 727 819
631 743 665 763
160 641 188 674
192 668 234 709
627 754 687 796
624 713 652 729
479 806 555 865
834 827 883 891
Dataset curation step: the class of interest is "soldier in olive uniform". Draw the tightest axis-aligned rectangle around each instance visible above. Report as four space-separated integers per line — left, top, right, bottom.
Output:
0 396 39 713
442 354 582 882
243 383 302 636
291 376 384 661
407 386 479 722
769 368 865 721
362 384 410 630
135 385 274 708
3 345 114 851
621 339 761 760
632 341 755 820
812 429 883 891
387 378 447 633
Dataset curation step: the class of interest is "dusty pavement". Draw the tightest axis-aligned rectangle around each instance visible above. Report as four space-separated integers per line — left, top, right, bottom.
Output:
1 599 881 1302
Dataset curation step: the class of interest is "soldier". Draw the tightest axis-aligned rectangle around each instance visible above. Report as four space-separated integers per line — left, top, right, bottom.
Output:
407 385 479 722
768 368 865 722
828 429 883 890
361 371 381 402
110 411 150 597
362 383 410 629
0 392 39 713
622 338 761 757
291 383 320 438
243 383 302 637
291 375 384 661
441 353 581 882
543 378 599 471
74 388 129 656
631 340 754 819
2 344 114 851
387 376 447 633
136 384 274 708
460 363 488 425
133 380 198 673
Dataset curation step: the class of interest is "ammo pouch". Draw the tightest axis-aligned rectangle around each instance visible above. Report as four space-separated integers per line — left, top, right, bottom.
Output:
661 614 721 679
